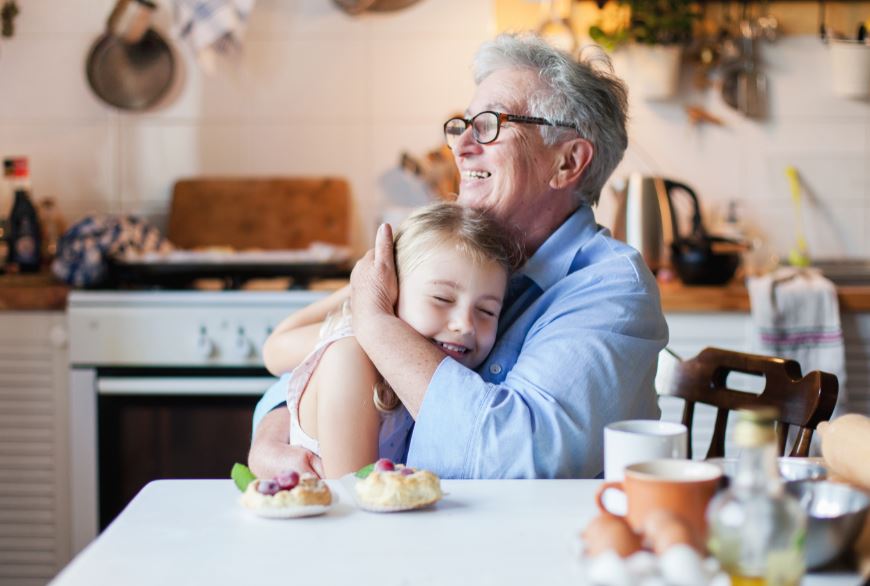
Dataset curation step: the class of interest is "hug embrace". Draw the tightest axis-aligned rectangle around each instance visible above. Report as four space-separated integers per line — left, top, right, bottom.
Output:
248 33 668 480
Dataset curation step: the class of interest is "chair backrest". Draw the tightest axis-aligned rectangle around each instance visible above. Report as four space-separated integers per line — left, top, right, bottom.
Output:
660 347 839 459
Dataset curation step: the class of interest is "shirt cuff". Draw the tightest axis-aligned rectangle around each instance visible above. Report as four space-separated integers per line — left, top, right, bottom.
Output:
251 374 290 437
407 357 493 478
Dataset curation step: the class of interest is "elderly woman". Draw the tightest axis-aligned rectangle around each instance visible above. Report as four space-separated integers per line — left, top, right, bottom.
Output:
250 33 667 479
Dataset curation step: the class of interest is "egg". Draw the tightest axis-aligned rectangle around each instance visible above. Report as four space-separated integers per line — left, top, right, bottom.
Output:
586 550 634 586
641 509 699 555
659 543 709 586
581 513 644 558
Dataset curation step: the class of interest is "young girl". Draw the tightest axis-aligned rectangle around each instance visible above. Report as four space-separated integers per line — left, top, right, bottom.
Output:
263 202 521 478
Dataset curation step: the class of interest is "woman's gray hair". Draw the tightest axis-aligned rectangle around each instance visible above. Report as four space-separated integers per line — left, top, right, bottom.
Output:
473 33 629 207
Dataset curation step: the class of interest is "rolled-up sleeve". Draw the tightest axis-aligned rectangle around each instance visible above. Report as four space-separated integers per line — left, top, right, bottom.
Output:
252 374 290 435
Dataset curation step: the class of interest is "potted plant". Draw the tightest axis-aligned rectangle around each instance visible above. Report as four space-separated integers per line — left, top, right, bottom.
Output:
590 0 699 100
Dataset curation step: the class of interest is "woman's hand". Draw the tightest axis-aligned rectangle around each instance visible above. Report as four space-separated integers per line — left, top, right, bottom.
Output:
248 408 324 478
351 223 398 343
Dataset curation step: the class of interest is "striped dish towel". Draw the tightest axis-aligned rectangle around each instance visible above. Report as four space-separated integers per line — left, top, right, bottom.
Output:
175 0 255 71
747 266 848 418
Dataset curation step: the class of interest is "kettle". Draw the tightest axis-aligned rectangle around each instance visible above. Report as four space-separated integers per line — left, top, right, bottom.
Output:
612 174 741 285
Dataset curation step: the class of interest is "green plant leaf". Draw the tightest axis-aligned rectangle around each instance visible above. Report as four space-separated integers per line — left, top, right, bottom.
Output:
355 463 375 479
231 463 257 492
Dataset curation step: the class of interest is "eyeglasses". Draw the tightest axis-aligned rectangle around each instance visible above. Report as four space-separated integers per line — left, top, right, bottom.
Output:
443 111 579 150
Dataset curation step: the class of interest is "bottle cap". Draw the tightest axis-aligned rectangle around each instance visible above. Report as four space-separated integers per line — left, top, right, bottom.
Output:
734 407 779 447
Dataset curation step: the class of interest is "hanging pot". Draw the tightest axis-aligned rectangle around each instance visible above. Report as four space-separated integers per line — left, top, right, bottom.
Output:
85 0 176 111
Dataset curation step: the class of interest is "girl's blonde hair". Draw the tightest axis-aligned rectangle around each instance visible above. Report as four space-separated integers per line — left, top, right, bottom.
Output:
373 202 524 412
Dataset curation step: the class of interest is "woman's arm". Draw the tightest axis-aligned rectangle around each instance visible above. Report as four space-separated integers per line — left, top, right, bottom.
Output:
307 337 381 478
248 408 323 478
262 284 350 375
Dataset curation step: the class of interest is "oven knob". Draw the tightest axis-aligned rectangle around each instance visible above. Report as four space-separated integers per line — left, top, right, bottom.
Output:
232 327 254 360
196 328 216 359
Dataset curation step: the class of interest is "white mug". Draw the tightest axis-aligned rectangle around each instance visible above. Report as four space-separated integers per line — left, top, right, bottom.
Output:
604 420 688 481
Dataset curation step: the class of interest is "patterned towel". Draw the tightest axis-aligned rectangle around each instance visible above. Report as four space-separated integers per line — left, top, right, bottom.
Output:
747 267 848 417
174 0 255 71
51 215 173 288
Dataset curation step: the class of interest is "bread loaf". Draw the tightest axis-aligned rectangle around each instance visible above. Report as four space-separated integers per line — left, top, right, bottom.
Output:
818 414 870 489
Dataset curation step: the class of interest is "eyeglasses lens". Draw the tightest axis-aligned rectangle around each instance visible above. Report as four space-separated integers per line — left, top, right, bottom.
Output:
444 118 467 149
472 112 498 144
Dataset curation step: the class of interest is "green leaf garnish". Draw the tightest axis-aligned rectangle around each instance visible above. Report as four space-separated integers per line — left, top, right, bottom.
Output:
355 463 374 479
231 463 257 492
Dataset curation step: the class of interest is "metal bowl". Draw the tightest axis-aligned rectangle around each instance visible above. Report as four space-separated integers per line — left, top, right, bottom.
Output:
708 457 828 482
785 480 870 569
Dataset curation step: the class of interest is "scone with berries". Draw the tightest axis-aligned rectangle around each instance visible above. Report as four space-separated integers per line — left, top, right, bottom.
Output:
235 466 332 517
355 459 442 512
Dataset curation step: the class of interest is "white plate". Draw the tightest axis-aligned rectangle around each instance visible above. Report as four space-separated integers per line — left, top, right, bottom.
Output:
356 498 439 513
244 502 333 519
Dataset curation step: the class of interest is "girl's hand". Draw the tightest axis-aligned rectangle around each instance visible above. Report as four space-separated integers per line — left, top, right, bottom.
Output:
351 223 398 338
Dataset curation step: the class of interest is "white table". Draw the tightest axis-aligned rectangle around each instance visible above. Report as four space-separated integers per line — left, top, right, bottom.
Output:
51 479 861 586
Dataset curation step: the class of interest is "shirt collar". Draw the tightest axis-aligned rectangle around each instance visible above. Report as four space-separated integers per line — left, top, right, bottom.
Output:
519 205 598 291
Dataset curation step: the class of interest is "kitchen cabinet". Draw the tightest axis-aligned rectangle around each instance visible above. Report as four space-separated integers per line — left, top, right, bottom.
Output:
0 312 70 586
660 311 870 457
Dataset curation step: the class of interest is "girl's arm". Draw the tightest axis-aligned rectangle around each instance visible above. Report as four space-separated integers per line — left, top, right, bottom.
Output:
262 284 350 375
308 337 381 478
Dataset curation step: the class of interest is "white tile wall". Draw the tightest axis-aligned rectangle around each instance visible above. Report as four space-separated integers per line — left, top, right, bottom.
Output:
0 0 492 252
2 1 869 260
596 36 870 260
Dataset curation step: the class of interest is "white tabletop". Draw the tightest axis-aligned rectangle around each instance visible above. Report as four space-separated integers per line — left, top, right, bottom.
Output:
51 479 861 586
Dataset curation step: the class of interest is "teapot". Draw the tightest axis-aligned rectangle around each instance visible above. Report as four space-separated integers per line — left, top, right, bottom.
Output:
612 174 741 285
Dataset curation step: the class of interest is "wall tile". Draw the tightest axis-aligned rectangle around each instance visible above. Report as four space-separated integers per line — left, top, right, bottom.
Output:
117 121 246 213
369 37 480 121
247 0 367 40
0 37 110 120
235 39 369 121
13 0 112 35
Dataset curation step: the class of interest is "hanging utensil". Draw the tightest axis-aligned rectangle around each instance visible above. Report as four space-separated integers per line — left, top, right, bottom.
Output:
757 0 779 43
85 0 175 111
736 16 767 118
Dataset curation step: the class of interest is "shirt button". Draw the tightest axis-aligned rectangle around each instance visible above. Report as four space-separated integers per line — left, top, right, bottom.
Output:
489 363 502 375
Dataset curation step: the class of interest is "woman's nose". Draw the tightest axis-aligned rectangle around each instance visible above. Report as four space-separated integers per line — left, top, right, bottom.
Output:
453 124 481 157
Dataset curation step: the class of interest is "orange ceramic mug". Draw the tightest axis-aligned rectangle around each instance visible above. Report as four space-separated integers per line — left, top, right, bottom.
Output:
595 459 723 543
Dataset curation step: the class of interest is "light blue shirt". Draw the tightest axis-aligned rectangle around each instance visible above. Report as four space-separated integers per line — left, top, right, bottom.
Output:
253 205 667 478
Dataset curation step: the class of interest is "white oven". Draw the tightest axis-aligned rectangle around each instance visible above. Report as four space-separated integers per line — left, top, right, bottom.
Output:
67 289 327 554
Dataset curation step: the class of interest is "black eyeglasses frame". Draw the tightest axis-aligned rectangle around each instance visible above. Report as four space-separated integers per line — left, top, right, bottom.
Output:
443 111 579 149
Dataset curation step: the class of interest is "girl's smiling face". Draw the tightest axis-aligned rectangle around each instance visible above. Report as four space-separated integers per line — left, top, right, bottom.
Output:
396 243 507 369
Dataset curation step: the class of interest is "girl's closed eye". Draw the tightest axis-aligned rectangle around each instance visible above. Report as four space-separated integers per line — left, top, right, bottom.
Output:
432 295 453 304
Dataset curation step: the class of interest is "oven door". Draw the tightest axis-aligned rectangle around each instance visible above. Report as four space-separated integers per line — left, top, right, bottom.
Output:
69 368 275 553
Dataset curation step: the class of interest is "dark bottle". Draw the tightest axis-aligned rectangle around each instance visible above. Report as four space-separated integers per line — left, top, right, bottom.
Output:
6 157 41 273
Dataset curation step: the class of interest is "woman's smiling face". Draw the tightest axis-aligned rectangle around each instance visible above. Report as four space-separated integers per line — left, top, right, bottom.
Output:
395 243 507 369
452 68 561 232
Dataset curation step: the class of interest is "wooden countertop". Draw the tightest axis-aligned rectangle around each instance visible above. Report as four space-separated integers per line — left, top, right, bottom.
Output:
3 273 870 314
0 273 69 311
660 281 870 313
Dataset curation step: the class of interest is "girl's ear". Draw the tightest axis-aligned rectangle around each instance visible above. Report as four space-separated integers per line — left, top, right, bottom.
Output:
549 138 594 191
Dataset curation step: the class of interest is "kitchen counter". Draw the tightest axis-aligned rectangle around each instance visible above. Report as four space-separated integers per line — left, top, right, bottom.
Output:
0 272 68 310
660 280 870 313
50 479 858 586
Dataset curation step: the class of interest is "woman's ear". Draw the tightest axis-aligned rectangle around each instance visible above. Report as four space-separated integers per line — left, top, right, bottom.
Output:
549 138 594 190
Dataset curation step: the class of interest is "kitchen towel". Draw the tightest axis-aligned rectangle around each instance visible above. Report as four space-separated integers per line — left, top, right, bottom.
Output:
52 215 174 288
174 0 255 72
747 266 848 420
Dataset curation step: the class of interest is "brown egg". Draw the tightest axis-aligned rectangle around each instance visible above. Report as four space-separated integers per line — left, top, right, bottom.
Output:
642 509 699 555
581 513 644 558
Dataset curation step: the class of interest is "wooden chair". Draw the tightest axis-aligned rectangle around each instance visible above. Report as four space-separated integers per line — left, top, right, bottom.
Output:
659 347 839 459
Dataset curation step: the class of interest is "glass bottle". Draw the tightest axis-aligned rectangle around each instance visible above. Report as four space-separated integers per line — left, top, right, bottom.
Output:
6 157 42 273
707 408 807 586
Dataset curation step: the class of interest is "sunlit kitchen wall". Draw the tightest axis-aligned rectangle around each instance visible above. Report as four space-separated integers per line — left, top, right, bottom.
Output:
1 0 870 258
498 1 870 260
0 0 494 253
